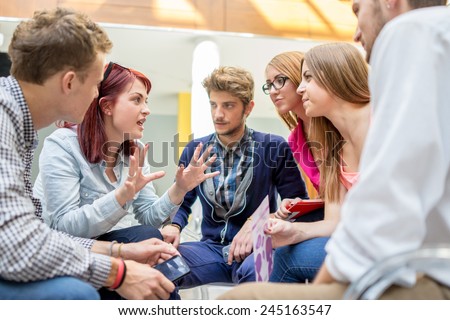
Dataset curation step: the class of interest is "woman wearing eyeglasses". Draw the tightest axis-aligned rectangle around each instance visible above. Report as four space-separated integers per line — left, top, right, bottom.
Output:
33 62 218 246
263 51 326 283
263 44 370 283
263 51 320 193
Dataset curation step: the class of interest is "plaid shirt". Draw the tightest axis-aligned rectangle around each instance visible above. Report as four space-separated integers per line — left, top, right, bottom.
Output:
0 76 110 288
211 127 253 211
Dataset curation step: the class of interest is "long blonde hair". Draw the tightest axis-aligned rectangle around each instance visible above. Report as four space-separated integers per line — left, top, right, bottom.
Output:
306 43 370 201
265 51 304 131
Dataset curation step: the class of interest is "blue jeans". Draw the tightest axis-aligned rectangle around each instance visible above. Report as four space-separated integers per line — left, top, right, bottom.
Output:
175 239 256 289
0 277 99 300
269 237 329 283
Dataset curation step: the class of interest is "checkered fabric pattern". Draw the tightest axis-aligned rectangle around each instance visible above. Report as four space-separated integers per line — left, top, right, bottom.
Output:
211 127 253 211
0 76 110 288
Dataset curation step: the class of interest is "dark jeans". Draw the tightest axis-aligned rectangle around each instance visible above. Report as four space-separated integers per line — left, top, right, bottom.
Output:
175 239 256 289
96 224 163 242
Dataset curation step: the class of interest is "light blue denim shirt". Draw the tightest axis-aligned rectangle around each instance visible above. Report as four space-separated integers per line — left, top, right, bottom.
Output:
33 128 179 238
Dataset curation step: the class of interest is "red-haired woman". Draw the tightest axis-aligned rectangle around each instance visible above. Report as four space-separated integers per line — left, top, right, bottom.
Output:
34 62 218 245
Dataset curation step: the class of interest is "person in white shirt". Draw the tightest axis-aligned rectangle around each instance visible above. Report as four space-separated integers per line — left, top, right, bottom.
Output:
219 0 450 300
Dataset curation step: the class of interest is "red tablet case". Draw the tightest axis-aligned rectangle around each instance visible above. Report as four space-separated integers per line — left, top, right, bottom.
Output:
286 199 324 219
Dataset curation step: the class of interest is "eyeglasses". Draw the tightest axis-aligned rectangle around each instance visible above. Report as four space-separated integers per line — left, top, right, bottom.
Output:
262 76 289 95
99 62 130 97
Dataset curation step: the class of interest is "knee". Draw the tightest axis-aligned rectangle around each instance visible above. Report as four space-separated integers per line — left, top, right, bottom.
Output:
140 225 163 240
235 257 256 283
66 279 100 300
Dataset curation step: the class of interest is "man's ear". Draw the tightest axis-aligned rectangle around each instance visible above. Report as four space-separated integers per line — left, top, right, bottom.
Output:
386 0 402 10
61 71 76 94
244 100 255 118
384 0 404 17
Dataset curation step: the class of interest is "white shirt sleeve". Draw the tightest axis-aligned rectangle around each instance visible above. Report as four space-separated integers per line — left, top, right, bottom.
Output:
325 12 450 285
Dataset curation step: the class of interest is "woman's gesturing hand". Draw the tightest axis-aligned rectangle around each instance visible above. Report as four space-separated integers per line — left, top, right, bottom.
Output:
115 144 165 206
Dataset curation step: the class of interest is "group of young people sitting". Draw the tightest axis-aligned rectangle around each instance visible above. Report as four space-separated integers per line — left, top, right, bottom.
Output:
32 38 369 295
2 0 450 300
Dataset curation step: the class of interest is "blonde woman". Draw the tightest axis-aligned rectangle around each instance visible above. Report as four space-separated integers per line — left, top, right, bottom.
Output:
267 43 370 283
264 51 320 193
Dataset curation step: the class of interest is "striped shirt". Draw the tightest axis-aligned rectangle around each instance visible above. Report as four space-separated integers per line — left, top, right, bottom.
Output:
0 76 110 288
